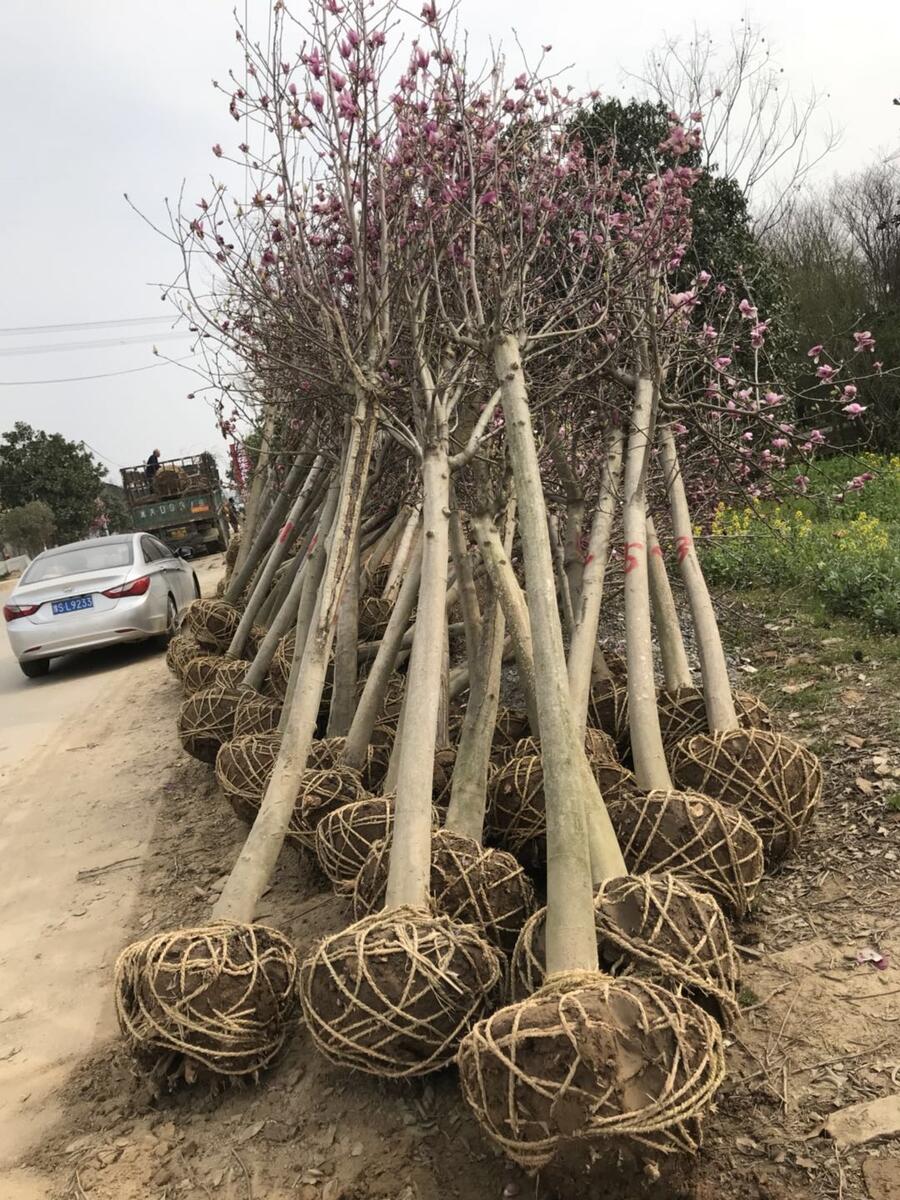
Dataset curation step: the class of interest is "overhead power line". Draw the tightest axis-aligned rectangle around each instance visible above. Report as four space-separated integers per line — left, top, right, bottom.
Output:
0 354 197 386
0 314 176 337
0 331 197 357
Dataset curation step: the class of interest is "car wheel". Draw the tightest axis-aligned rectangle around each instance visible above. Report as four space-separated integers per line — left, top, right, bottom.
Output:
20 658 50 679
153 597 177 650
192 572 201 599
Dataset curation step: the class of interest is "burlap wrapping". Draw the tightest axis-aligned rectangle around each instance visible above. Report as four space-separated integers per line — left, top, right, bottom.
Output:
657 687 773 750
299 907 502 1077
182 655 250 697
586 679 629 750
510 873 739 1028
233 693 283 738
457 975 725 1171
352 829 536 954
359 595 393 640
115 922 298 1078
607 790 764 919
165 631 201 681
671 729 822 862
178 685 244 765
488 755 636 870
185 598 242 651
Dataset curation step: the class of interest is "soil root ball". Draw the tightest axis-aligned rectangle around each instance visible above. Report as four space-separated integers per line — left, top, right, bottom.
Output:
658 687 773 750
233 694 283 738
185 598 242 651
299 907 502 1077
608 790 764 919
115 922 298 1078
358 595 393 640
488 755 635 869
457 975 725 1172
510 873 740 1028
267 632 296 699
178 685 245 765
353 830 536 954
315 795 396 892
587 679 629 751
504 727 618 768
670 730 822 862
166 631 201 680
295 767 366 849
183 655 250 696
489 708 532 760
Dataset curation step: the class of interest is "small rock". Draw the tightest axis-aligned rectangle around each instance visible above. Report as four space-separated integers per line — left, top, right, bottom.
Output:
350 1142 363 1157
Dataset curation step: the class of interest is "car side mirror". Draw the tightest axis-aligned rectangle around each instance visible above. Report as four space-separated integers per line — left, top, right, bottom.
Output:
175 547 191 560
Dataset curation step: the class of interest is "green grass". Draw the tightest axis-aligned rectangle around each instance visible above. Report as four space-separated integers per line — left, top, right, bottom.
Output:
699 454 900 634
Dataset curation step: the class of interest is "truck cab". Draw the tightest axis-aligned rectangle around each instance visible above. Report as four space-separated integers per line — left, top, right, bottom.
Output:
121 453 231 556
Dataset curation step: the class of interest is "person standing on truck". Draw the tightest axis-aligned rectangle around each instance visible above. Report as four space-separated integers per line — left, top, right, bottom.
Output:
145 449 161 486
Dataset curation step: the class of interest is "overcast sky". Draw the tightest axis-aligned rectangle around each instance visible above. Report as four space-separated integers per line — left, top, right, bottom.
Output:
2 0 898 484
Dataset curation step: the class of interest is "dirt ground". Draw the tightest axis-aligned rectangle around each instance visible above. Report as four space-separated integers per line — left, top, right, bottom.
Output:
3 582 899 1200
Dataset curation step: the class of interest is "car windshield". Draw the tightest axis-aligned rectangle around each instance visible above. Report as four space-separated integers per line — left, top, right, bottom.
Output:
23 542 134 583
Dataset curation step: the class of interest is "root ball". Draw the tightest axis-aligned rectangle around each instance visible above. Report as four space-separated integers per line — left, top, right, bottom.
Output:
671 729 822 861
178 685 245 764
657 687 773 749
608 790 764 918
458 976 725 1171
353 829 536 954
233 694 283 739
185 598 242 651
586 679 629 750
165 631 201 680
299 908 502 1077
510 873 739 1027
115 922 298 1078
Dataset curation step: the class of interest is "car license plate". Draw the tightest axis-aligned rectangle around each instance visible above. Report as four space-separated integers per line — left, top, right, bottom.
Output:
52 595 94 615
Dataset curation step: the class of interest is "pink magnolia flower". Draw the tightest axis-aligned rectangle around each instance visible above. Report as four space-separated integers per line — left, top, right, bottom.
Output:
794 475 810 493
842 402 867 418
695 270 711 286
212 143 223 157
842 384 858 400
421 1 437 21
309 90 325 112
807 343 824 362
713 355 732 372
338 90 358 119
478 190 498 206
874 360 884 374
816 364 836 383
809 429 826 445
750 321 769 348
701 322 717 340
771 437 789 449
738 298 758 320
330 69 347 90
853 330 876 352
764 391 784 406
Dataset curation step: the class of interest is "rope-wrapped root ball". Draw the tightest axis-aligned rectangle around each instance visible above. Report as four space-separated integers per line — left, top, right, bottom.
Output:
295 767 366 850
503 727 618 768
353 829 536 955
315 795 396 893
178 685 245 765
586 678 629 752
358 595 393 640
299 907 502 1077
267 632 296 700
216 732 280 822
183 655 250 697
233 694 283 738
114 922 298 1079
608 790 764 919
670 730 822 863
166 631 201 680
510 874 740 1028
185 598 242 652
488 755 634 869
457 975 725 1173
657 687 773 750
489 708 532 761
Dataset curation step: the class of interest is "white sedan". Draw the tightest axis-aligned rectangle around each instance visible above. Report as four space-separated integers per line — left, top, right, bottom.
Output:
3 533 201 678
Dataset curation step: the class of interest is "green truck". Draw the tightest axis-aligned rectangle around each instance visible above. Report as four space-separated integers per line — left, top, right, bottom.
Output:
120 452 231 556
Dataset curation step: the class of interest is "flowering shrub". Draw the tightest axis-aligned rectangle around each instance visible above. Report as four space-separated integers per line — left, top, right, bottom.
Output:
700 456 900 633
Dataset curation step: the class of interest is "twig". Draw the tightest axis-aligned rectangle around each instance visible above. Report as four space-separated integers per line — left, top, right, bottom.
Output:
76 857 141 881
232 1148 253 1200
70 1169 88 1200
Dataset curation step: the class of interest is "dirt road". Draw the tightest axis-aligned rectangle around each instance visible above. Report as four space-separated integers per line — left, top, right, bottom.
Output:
0 558 223 1199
